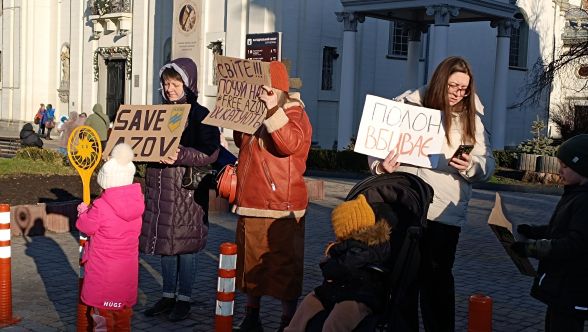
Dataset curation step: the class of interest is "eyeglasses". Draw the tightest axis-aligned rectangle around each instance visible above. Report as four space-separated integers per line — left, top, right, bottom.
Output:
447 83 470 96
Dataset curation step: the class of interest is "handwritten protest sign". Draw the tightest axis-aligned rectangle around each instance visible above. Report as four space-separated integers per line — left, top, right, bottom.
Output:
488 193 537 277
103 104 190 162
354 94 445 168
202 55 271 134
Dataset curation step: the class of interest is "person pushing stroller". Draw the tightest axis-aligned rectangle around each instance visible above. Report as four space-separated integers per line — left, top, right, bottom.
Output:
286 194 399 331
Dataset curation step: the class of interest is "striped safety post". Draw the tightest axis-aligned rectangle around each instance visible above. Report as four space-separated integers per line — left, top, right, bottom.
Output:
0 204 21 327
215 242 237 332
77 232 91 332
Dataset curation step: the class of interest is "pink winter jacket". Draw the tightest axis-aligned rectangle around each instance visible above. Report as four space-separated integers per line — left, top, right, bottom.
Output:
76 183 145 310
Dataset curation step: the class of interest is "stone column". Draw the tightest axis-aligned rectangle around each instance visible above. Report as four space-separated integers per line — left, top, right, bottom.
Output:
335 11 364 150
490 19 516 149
426 5 459 70
400 23 425 90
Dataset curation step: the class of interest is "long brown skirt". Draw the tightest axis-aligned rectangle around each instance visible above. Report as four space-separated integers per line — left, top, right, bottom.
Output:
235 216 305 300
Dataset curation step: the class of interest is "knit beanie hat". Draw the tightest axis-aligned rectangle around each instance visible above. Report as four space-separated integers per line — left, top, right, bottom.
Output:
269 61 289 92
331 194 375 240
557 134 588 178
97 143 136 190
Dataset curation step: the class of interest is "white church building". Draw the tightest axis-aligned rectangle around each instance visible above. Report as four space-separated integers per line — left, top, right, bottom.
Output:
1 0 587 149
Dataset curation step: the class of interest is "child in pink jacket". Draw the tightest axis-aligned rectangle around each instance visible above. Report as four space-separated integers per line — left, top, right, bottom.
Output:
76 143 145 331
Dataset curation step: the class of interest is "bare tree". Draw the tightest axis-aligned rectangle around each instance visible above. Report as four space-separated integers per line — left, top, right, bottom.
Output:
510 40 588 109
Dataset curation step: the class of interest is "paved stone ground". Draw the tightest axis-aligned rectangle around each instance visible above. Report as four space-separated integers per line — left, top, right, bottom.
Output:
3 176 581 332
1 120 585 331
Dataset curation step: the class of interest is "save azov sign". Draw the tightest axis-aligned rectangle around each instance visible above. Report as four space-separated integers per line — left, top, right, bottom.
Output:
103 104 190 162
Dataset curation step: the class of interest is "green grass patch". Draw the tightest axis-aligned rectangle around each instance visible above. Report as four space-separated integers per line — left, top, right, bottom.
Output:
0 157 76 176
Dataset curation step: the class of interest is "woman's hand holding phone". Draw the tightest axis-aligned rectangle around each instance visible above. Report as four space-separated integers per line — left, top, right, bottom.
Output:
448 144 473 171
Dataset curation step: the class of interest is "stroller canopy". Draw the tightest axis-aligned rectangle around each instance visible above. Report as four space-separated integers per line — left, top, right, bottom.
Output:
346 172 434 228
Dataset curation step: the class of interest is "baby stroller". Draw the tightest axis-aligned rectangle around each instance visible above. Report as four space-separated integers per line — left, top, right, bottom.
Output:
306 172 433 332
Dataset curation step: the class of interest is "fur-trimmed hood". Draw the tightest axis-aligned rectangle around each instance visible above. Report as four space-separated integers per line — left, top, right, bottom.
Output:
346 221 391 246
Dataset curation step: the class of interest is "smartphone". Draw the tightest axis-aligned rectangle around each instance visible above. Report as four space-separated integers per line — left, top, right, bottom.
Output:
448 144 474 165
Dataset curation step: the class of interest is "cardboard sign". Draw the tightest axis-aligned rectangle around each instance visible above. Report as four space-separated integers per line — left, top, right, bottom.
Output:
488 193 537 277
103 104 190 162
202 55 271 134
354 95 445 168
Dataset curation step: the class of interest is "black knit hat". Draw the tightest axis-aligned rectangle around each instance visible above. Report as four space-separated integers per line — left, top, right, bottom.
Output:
557 134 588 178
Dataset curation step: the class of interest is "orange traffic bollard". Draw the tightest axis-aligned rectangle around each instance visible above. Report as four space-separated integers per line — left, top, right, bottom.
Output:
0 204 21 328
468 293 493 332
215 242 238 332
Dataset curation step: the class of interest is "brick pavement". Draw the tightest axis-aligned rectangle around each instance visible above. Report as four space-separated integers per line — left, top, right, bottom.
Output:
2 176 577 332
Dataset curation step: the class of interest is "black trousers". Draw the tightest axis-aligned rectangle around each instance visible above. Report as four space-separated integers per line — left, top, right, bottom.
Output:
420 221 461 332
394 221 461 332
545 306 586 332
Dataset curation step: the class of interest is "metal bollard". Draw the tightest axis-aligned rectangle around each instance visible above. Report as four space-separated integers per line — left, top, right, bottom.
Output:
215 242 238 332
467 293 493 332
0 204 21 327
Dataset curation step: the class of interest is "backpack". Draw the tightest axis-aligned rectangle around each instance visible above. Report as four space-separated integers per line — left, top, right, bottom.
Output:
34 111 42 124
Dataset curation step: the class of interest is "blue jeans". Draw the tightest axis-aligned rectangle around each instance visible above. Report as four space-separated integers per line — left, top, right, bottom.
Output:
161 253 198 302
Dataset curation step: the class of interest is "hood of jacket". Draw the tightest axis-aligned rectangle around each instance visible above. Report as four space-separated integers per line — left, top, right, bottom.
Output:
100 183 144 222
346 220 391 246
159 58 198 102
92 104 109 121
20 123 35 138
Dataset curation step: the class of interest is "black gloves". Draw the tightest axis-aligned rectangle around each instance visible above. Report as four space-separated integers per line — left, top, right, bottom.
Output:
517 224 534 238
510 239 552 259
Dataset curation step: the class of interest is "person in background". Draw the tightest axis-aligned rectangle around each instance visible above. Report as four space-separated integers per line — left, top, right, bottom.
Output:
42 104 56 139
79 112 88 124
76 143 144 331
34 103 46 133
57 115 69 133
56 111 81 155
511 134 588 332
36 104 47 136
140 58 220 322
231 61 312 332
85 104 110 151
19 123 43 148
368 56 495 331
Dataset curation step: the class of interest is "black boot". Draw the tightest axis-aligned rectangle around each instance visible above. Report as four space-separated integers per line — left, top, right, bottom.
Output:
275 315 291 332
233 307 263 332
168 300 191 322
144 297 176 317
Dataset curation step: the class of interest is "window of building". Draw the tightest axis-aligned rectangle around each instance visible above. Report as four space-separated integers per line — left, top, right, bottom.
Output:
321 46 338 91
574 105 588 132
387 21 409 57
509 20 528 68
163 38 171 64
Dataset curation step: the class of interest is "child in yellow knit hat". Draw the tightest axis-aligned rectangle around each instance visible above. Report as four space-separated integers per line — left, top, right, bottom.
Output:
285 194 398 332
